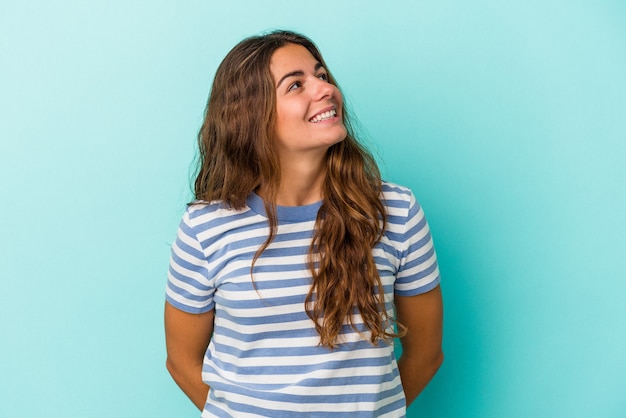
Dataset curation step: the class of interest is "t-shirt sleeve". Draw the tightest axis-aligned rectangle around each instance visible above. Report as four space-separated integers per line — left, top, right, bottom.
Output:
394 192 441 296
165 207 215 313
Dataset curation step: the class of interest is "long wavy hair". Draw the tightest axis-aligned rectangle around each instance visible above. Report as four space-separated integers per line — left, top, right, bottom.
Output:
194 30 405 347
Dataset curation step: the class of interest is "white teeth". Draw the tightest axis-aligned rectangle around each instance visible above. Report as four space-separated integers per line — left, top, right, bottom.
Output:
310 109 337 123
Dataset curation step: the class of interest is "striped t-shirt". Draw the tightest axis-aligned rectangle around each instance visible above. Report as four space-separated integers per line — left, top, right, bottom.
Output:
166 182 440 417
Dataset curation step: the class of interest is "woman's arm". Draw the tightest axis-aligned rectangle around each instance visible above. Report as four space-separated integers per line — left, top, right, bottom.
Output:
395 285 444 407
164 302 215 410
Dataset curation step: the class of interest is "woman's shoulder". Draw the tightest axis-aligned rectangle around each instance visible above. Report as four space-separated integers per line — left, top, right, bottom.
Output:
381 181 414 203
182 199 245 224
185 199 220 214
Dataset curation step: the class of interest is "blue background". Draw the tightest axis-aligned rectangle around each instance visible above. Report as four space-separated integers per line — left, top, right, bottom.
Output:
1 1 625 417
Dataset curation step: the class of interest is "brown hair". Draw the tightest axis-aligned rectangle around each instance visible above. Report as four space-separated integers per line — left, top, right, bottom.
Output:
194 30 404 347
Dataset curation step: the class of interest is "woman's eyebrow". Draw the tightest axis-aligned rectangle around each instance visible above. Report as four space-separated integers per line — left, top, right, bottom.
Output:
276 62 325 88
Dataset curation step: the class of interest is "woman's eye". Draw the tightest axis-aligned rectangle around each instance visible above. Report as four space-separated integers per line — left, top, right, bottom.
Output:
318 73 329 81
287 81 302 92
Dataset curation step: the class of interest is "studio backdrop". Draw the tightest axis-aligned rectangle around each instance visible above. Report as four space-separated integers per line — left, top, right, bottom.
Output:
1 1 625 417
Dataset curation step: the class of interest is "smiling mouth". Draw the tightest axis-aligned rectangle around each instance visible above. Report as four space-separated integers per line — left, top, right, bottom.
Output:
309 108 337 123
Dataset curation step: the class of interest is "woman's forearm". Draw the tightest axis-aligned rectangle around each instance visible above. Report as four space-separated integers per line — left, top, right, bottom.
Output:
166 357 210 410
398 350 444 407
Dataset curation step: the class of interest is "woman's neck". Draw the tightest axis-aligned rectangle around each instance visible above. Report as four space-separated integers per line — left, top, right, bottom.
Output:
261 154 326 206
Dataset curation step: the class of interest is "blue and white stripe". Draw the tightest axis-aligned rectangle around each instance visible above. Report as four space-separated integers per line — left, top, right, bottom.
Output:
166 182 440 417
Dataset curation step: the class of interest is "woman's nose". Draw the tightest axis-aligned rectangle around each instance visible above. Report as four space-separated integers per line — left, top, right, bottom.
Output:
312 77 334 100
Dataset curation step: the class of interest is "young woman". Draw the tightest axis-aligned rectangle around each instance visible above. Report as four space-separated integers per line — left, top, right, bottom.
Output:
165 30 443 417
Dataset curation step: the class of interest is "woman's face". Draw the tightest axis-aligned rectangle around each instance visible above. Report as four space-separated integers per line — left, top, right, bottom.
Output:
270 44 347 161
